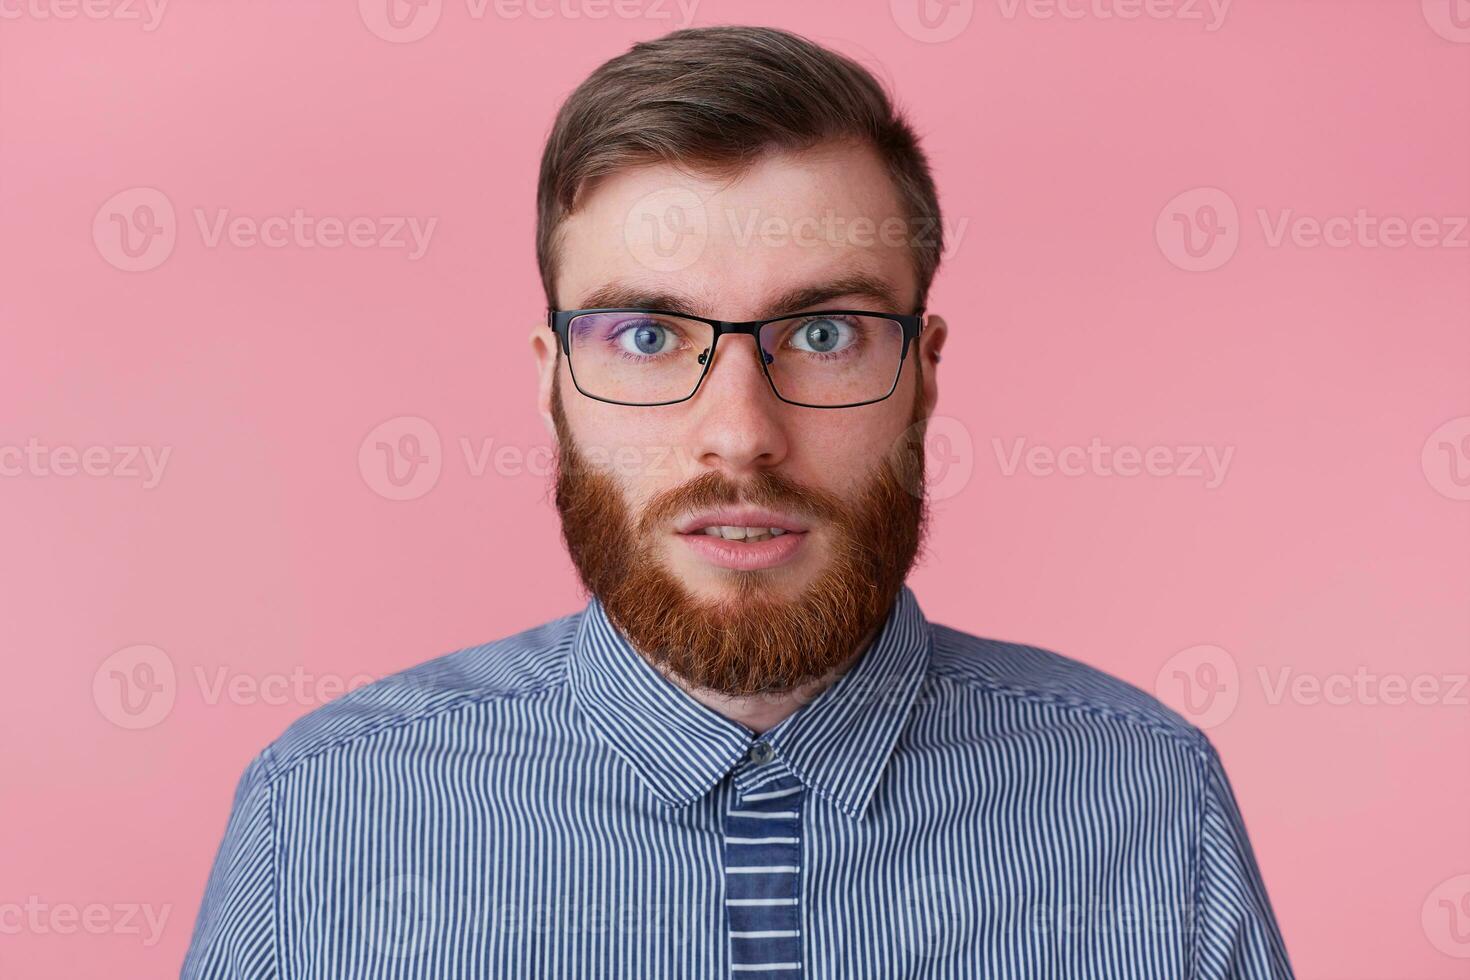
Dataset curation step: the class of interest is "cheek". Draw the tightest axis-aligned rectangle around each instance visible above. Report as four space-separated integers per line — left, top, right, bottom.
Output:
572 411 693 498
791 410 910 481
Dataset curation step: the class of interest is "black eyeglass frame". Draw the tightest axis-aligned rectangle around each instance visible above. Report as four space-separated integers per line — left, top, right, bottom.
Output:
547 307 926 409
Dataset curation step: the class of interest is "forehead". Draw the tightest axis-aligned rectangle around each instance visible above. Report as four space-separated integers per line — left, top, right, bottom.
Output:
555 141 918 319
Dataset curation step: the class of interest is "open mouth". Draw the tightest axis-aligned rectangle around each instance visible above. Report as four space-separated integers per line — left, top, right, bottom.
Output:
674 510 811 570
686 525 795 544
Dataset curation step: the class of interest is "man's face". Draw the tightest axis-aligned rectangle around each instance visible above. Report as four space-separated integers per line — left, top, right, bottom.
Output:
531 141 948 696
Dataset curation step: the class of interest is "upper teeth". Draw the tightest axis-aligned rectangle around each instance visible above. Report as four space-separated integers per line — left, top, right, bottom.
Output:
701 525 788 542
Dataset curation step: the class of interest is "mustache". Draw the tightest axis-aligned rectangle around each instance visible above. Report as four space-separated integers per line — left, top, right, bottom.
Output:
636 468 849 537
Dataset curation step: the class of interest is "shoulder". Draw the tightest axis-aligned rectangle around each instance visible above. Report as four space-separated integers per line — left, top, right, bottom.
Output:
253 608 583 781
923 620 1211 760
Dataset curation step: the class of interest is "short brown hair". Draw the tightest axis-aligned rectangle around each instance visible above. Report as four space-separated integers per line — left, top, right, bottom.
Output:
536 25 943 311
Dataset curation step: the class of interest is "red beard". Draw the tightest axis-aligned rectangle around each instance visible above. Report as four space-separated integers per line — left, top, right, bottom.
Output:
551 375 930 697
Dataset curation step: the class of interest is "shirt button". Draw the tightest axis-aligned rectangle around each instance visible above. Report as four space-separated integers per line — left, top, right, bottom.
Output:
747 742 775 765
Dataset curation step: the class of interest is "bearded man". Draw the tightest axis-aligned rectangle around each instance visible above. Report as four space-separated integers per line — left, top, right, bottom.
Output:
183 25 1293 980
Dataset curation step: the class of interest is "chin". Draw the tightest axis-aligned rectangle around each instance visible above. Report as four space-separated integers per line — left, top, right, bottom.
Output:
673 550 818 600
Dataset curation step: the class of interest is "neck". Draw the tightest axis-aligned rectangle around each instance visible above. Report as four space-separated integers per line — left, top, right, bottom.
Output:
650 622 883 735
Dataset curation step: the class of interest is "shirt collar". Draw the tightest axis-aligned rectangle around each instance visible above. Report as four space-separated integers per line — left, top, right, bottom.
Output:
567 584 933 822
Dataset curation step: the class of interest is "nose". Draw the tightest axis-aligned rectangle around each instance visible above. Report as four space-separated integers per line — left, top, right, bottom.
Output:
686 333 790 477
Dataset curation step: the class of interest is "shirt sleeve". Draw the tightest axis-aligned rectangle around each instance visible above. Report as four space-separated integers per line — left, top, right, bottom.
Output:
180 750 281 980
1193 740 1295 980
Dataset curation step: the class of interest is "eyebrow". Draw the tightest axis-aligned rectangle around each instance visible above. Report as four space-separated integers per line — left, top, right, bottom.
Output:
573 272 908 320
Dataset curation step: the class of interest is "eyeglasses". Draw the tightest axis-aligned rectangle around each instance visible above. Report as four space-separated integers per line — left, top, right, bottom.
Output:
547 307 925 409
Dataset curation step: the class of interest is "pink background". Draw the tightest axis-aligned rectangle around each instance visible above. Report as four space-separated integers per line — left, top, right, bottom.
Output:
2 1 1468 977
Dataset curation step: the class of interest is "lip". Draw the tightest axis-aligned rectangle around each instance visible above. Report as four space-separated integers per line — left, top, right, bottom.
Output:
677 527 808 571
673 508 810 535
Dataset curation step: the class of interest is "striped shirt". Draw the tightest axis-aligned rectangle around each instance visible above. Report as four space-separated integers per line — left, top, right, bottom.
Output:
182 584 1294 979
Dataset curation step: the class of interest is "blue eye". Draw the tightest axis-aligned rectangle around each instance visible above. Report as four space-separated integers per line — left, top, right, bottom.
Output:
615 320 678 357
788 317 853 355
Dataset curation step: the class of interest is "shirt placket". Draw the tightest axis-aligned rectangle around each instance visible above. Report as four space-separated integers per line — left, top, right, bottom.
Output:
724 740 805 976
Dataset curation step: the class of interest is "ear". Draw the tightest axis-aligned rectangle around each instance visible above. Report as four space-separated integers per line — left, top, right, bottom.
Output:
529 323 559 439
916 313 948 420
